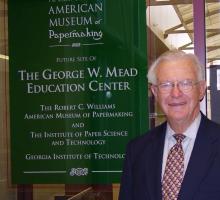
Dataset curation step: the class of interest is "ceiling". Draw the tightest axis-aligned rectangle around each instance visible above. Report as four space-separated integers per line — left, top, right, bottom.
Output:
147 0 220 65
1 0 220 64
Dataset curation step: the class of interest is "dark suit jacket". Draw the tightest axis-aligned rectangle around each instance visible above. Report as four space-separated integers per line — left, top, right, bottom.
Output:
119 113 220 200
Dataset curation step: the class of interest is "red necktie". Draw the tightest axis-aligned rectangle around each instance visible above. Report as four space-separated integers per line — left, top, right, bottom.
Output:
162 134 185 200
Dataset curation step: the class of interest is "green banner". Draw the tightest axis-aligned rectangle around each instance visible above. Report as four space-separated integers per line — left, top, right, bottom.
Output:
9 0 148 184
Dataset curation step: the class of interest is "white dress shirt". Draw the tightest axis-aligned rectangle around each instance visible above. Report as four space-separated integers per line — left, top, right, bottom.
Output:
162 113 202 179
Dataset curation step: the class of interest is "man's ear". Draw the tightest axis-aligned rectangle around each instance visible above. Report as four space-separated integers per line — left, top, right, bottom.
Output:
199 80 207 101
150 85 158 98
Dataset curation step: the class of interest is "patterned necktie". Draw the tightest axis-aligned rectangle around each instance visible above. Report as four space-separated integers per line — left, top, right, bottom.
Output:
162 134 185 200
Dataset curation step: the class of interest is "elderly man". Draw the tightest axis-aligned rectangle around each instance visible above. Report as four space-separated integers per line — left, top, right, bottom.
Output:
119 50 220 200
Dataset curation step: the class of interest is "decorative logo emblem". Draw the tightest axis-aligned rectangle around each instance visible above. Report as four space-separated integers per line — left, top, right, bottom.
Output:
69 168 88 176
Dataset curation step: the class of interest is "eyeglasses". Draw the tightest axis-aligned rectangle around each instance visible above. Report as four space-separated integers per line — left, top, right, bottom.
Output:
155 79 200 93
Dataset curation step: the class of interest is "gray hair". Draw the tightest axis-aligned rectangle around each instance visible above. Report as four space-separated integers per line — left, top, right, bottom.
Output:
147 50 205 84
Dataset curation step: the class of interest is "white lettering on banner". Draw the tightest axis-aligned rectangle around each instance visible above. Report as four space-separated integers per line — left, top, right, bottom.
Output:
103 130 128 137
49 16 93 27
87 67 101 78
24 113 54 120
43 131 74 138
88 81 131 91
92 111 133 118
93 153 125 160
84 130 102 137
53 154 83 160
25 154 52 160
42 69 84 79
65 139 105 146
48 3 103 15
85 103 115 110
49 28 103 43
56 113 81 119
106 67 138 77
27 83 85 93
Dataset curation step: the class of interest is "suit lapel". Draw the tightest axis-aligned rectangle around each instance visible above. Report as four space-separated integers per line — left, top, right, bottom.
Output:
179 115 219 200
145 123 166 200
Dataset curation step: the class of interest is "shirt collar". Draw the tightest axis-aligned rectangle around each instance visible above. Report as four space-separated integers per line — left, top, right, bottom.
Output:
166 112 201 140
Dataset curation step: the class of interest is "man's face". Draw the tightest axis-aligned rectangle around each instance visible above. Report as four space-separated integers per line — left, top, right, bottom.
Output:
151 58 206 125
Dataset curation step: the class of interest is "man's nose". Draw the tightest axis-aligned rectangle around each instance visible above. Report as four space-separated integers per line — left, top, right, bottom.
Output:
170 83 183 96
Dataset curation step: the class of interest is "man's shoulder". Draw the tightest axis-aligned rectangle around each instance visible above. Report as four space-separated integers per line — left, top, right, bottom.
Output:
196 114 220 145
201 114 220 133
126 122 166 151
